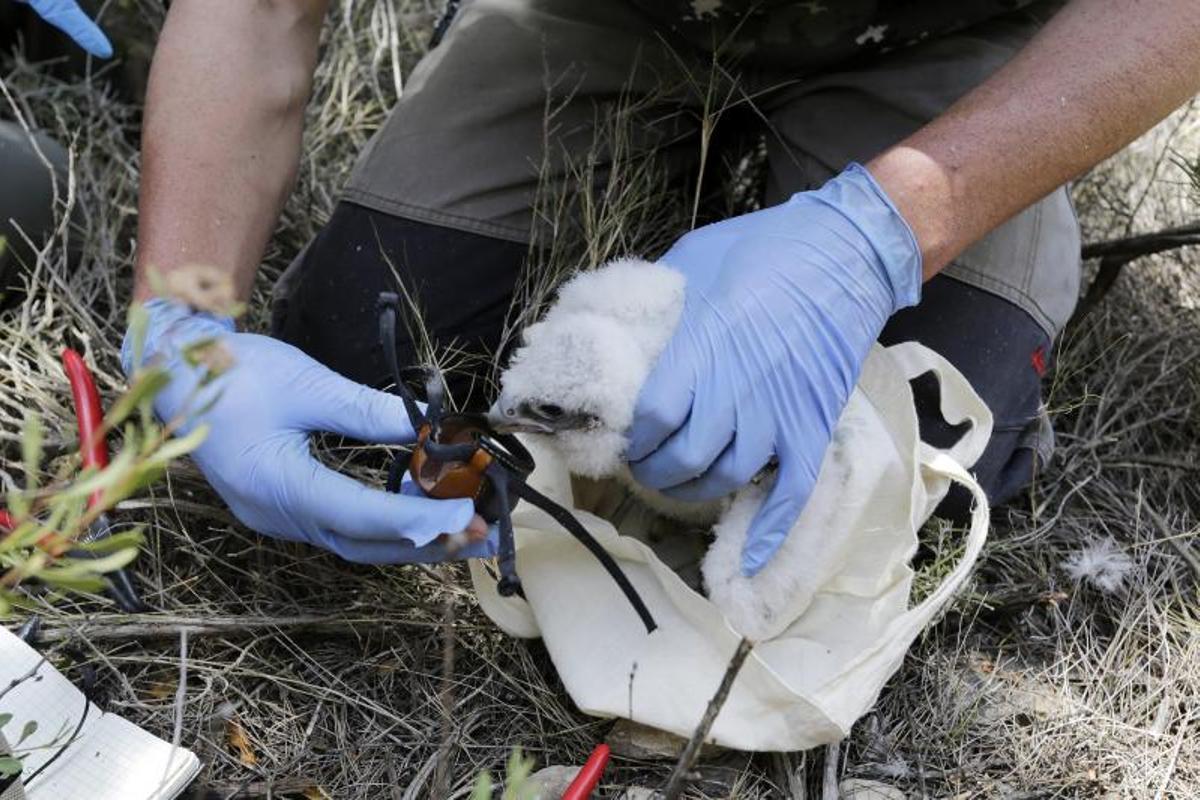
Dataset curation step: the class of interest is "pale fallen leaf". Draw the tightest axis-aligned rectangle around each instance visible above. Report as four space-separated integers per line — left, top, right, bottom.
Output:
226 719 258 766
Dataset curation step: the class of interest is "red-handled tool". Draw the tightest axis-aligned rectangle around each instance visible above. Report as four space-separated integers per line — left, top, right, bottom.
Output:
0 350 146 611
61 348 109 507
60 348 147 611
561 744 611 800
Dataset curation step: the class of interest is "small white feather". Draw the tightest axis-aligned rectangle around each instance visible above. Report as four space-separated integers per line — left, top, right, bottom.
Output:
1062 537 1135 594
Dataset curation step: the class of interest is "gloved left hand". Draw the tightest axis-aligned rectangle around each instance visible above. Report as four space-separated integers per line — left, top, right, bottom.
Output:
626 163 923 576
22 0 113 58
123 298 497 565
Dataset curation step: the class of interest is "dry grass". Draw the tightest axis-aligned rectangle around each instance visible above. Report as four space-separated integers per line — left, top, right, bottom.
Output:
1 3 1198 798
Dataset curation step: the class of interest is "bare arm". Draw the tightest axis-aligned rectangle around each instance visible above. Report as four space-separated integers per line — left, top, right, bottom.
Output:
134 0 331 301
869 0 1200 278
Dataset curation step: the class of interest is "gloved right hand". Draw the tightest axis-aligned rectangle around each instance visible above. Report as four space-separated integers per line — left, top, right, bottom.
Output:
122 299 494 564
22 0 113 59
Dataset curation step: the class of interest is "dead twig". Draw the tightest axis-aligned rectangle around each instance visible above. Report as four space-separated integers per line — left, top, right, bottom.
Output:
661 637 753 799
1068 222 1200 332
6 613 456 644
821 742 840 800
1143 503 1200 581
431 575 457 800
1080 222 1200 261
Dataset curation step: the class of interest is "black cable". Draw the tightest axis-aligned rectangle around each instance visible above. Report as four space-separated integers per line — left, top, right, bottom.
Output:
512 480 657 633
373 294 654 633
376 294 424 429
24 665 94 786
385 450 411 493
487 464 522 599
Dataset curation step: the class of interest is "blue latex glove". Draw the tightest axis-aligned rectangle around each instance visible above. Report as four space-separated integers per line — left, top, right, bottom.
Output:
122 299 497 564
626 163 922 576
23 0 113 58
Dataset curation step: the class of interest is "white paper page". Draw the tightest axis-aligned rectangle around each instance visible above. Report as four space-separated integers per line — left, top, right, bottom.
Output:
0 629 100 778
27 713 200 800
1 628 200 800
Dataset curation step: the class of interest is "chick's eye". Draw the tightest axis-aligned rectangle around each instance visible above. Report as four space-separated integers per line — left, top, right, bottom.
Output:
537 403 565 419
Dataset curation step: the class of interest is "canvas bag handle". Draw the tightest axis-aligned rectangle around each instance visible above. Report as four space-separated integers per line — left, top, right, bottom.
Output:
868 450 989 658
846 340 994 666
883 341 994 468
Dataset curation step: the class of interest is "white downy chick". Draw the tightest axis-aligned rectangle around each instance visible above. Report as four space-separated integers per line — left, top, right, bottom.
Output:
491 258 723 525
489 257 885 640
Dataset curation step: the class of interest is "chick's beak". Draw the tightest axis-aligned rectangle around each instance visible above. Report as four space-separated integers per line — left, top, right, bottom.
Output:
488 393 595 434
487 394 553 434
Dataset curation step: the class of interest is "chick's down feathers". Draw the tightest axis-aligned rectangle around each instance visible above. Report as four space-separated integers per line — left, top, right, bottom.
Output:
491 257 883 640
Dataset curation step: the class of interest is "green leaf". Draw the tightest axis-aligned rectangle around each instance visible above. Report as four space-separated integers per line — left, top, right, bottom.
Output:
44 548 139 580
21 414 43 494
4 489 29 523
0 518 40 554
74 529 143 555
125 302 150 377
503 748 538 800
180 337 223 369
0 713 11 730
59 443 138 505
16 720 37 746
110 464 167 502
42 498 77 544
0 756 22 777
31 571 107 593
470 771 493 800
105 367 170 429
143 425 208 469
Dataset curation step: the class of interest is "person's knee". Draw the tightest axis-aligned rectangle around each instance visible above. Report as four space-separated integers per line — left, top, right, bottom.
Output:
880 276 1055 519
0 121 72 304
272 203 528 408
939 430 1042 521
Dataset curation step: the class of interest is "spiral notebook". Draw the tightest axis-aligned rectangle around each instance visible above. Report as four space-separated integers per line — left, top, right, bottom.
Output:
0 627 200 800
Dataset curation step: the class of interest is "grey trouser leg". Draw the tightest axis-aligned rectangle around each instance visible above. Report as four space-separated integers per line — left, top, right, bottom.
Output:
0 121 72 304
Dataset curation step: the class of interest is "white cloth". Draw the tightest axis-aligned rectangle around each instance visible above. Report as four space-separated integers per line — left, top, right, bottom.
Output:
470 342 993 752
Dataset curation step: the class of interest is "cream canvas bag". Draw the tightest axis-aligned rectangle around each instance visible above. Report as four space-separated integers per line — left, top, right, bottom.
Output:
469 341 993 752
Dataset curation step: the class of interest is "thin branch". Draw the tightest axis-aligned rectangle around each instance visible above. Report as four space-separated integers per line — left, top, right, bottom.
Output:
662 637 753 799
432 577 457 800
0 657 46 705
1068 222 1200 332
6 613 461 645
821 742 840 800
1143 504 1200 581
1081 223 1200 260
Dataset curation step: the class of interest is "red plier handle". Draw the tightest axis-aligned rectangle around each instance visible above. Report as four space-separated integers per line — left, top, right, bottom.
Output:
0 350 147 612
561 744 611 800
61 348 109 507
62 349 147 611
0 349 106 525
